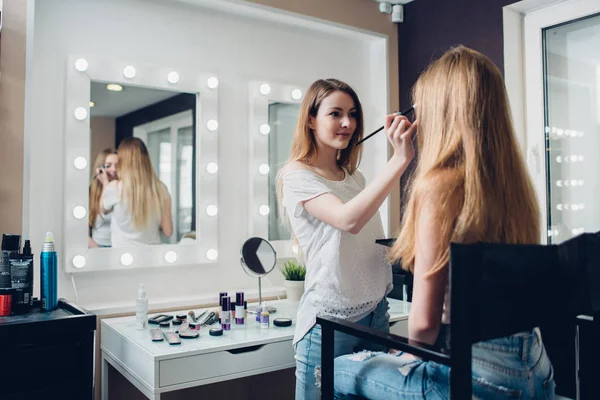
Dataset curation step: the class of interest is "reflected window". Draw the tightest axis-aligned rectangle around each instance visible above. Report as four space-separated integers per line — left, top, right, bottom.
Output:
268 102 300 241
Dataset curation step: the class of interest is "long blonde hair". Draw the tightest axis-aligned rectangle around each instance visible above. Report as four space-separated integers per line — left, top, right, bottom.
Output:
117 137 167 230
276 78 364 225
390 46 540 275
89 148 116 229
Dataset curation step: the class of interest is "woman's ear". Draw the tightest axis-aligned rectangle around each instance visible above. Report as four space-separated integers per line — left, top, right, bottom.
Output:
307 115 315 130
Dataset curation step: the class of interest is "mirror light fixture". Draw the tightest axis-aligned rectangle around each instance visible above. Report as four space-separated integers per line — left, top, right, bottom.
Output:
73 157 87 170
89 101 95 107
73 206 87 219
207 120 218 131
72 255 86 269
123 65 136 79
121 253 134 266
291 89 302 100
259 164 270 175
207 249 218 261
167 71 180 84
206 205 218 216
74 107 88 120
206 162 218 174
259 124 270 135
259 83 271 95
75 58 88 72
259 205 270 216
207 77 219 89
165 251 177 263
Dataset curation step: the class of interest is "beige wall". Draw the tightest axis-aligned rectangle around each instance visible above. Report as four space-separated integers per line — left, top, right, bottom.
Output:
0 0 26 235
90 116 116 165
0 0 401 237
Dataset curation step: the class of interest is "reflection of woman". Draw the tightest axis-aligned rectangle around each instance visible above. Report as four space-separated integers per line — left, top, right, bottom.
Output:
89 148 118 248
99 137 173 246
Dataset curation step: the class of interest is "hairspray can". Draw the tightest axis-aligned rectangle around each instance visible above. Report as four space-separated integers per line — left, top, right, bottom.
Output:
40 232 58 311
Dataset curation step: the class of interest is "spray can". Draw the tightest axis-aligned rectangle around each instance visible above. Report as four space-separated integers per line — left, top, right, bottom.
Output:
40 232 58 311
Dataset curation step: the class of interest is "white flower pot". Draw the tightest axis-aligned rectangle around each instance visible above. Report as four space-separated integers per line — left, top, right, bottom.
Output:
284 280 305 302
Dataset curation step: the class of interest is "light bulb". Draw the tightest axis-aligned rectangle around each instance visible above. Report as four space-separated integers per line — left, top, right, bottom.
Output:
75 58 88 72
123 65 136 78
570 180 577 186
259 205 270 216
206 162 218 174
167 71 180 84
74 107 88 120
259 124 270 135
165 251 177 263
556 180 562 187
557 129 564 136
73 206 87 219
259 83 271 95
121 253 133 266
72 255 86 269
74 157 87 170
89 101 95 108
207 249 218 261
259 164 270 175
106 84 123 92
207 120 218 131
556 204 563 211
571 130 578 137
570 155 577 162
207 77 219 89
291 89 302 100
556 156 562 163
206 205 218 216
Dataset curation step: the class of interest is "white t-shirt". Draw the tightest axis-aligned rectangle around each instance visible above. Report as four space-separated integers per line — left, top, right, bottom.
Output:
103 181 163 247
282 167 392 345
91 210 112 247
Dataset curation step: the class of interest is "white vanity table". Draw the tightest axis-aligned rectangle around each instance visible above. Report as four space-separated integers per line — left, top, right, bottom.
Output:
101 298 411 399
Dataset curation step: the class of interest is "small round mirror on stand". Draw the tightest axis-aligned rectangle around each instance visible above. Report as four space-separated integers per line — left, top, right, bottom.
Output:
240 237 277 314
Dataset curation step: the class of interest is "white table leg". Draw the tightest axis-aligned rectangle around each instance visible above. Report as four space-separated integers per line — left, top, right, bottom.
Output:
101 353 109 400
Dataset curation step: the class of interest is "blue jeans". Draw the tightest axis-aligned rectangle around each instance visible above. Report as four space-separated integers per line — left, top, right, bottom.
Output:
295 298 390 400
334 328 556 399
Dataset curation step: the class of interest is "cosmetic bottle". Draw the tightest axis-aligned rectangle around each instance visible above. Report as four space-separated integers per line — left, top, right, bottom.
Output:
136 283 148 330
235 292 245 324
9 240 34 314
222 296 231 331
1 234 21 289
260 301 270 329
40 232 58 311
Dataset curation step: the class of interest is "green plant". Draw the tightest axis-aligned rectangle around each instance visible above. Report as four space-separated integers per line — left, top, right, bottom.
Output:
280 260 306 281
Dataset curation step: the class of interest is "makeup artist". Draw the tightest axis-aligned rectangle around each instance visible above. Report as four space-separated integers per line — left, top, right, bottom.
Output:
89 148 118 248
276 78 417 400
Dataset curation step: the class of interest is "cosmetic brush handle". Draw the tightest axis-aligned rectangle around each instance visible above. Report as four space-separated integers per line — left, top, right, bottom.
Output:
355 105 415 147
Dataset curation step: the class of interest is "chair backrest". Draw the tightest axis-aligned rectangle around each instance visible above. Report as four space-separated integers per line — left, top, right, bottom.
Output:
448 232 600 398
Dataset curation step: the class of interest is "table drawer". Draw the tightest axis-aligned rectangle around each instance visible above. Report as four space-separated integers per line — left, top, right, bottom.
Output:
159 340 295 387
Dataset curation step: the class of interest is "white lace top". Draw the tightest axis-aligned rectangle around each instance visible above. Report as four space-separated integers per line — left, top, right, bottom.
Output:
281 168 392 345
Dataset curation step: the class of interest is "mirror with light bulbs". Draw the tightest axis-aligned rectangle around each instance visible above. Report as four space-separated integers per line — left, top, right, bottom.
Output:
64 55 219 272
248 81 305 258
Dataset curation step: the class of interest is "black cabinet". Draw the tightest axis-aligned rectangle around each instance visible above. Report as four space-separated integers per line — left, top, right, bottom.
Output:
0 299 96 399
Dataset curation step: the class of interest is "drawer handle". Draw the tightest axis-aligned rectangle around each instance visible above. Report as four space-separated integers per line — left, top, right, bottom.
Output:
226 345 264 354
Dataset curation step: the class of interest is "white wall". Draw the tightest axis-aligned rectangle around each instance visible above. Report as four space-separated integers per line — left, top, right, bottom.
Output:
25 0 388 313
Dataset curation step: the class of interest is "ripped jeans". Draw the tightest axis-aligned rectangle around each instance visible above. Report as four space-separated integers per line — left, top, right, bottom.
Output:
333 327 556 399
294 298 390 400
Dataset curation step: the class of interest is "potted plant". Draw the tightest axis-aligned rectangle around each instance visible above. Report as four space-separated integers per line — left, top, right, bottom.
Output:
281 260 306 302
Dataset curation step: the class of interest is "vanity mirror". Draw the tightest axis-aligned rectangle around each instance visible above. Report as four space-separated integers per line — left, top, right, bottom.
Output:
248 81 305 259
240 237 277 313
64 55 219 272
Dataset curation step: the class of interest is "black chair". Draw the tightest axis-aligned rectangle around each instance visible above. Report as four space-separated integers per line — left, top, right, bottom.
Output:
318 232 600 399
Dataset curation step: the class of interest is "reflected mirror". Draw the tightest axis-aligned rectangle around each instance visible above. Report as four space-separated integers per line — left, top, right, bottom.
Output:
268 102 300 241
240 237 277 313
88 81 197 248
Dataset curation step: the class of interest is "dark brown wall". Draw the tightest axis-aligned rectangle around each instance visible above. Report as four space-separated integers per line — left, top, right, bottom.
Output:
398 0 516 109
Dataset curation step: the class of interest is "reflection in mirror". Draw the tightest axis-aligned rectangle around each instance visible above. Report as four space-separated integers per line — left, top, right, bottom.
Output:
88 82 197 248
268 102 301 241
240 237 277 313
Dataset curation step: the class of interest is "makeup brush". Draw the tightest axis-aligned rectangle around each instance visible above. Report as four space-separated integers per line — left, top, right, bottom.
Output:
188 310 198 323
355 104 416 147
